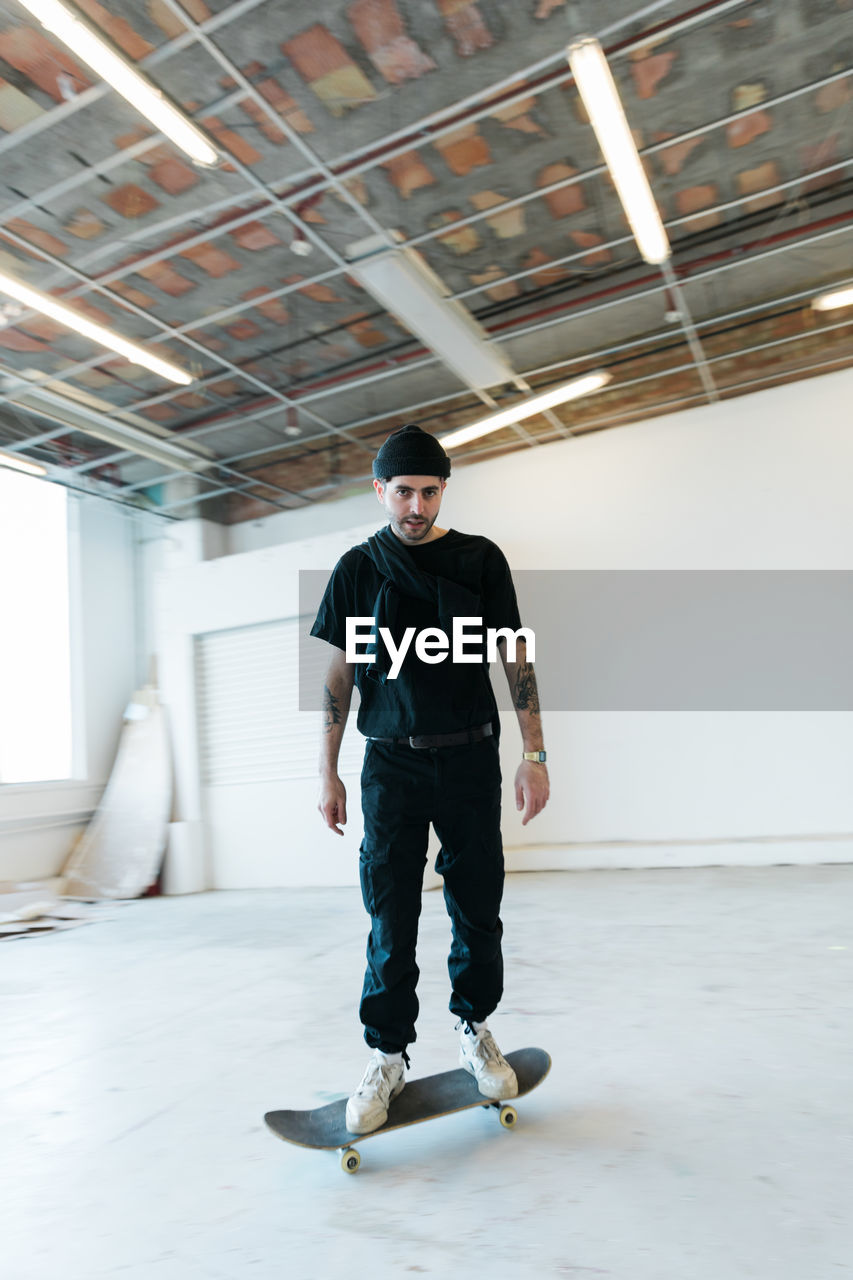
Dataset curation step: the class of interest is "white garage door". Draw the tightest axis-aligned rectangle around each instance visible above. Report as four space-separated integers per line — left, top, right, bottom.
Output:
195 617 363 785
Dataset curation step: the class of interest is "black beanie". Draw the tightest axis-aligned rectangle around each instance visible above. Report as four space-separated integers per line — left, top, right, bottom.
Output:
372 423 451 481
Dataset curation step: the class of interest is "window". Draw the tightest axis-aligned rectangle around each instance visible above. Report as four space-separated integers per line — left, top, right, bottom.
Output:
0 471 72 784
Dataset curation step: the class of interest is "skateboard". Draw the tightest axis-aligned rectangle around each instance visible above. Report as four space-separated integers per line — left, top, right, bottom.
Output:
264 1046 550 1173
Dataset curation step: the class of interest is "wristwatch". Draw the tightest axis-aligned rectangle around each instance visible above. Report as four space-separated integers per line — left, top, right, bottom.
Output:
522 750 547 763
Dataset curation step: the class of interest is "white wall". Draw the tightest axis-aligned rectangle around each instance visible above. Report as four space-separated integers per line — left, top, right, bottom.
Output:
157 368 853 888
5 368 850 887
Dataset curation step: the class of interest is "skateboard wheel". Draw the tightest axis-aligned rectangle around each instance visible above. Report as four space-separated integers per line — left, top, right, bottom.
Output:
498 1106 517 1129
341 1147 361 1174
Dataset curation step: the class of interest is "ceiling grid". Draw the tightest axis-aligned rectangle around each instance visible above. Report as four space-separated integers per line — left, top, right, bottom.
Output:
0 0 849 519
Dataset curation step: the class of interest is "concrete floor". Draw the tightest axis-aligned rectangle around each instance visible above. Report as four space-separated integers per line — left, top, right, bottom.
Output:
2 866 852 1280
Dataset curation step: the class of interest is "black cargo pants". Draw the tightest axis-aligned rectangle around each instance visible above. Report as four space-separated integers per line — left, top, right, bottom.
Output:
358 734 505 1053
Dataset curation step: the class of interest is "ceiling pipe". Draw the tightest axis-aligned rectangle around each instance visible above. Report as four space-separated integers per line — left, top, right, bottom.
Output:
152 345 853 518
115 298 853 498
212 311 853 466
89 331 853 523
453 159 853 304
484 212 853 344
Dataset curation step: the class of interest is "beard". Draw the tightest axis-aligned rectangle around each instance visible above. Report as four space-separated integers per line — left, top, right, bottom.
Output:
391 512 435 542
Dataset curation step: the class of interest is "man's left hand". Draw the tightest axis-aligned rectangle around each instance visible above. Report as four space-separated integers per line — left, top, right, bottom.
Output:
514 761 549 826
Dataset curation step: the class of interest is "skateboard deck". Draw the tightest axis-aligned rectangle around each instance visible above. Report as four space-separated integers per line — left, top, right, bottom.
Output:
265 1046 550 1173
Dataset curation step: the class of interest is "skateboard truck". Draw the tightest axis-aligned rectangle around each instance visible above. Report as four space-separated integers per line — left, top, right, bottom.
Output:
335 1099 520 1174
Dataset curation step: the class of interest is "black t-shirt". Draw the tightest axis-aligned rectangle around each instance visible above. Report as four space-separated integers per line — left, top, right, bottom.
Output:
310 528 521 738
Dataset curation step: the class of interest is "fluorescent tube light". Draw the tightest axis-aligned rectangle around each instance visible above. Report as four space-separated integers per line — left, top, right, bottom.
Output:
0 269 193 385
812 286 853 311
567 36 670 266
441 371 611 448
16 0 218 166
11 403 214 473
0 449 47 476
7 386 214 473
348 235 514 391
74 430 212 473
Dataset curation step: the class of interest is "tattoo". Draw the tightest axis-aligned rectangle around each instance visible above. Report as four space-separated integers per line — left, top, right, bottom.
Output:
323 684 342 733
513 661 540 714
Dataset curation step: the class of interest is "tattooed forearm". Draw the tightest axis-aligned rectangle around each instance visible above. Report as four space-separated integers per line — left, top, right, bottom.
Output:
323 684 342 732
318 655 354 777
513 661 540 714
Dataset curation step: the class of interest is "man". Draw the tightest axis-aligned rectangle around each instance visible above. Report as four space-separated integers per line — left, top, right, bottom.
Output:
311 423 549 1135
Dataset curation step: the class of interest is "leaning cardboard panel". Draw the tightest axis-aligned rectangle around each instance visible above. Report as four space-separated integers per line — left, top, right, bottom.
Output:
61 687 174 899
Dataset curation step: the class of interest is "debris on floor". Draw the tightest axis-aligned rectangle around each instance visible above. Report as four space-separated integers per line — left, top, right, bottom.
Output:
0 884 117 940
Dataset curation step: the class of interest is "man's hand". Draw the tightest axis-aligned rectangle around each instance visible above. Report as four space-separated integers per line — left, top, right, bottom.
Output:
318 774 347 835
514 761 549 826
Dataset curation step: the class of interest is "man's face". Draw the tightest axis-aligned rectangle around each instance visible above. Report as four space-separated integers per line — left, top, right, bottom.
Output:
374 475 446 543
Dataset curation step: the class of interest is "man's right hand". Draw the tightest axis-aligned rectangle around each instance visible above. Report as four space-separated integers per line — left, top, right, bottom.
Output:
318 774 347 835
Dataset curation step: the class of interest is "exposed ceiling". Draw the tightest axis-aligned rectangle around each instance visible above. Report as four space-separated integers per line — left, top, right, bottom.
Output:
0 0 851 523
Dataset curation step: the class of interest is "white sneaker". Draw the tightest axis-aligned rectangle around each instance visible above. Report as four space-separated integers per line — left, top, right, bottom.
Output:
345 1051 406 1134
457 1020 518 1099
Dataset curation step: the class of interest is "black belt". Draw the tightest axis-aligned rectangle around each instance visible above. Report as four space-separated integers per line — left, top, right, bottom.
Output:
369 722 493 749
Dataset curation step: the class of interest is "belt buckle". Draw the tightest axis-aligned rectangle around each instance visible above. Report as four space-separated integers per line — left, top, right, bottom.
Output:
408 734 421 748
